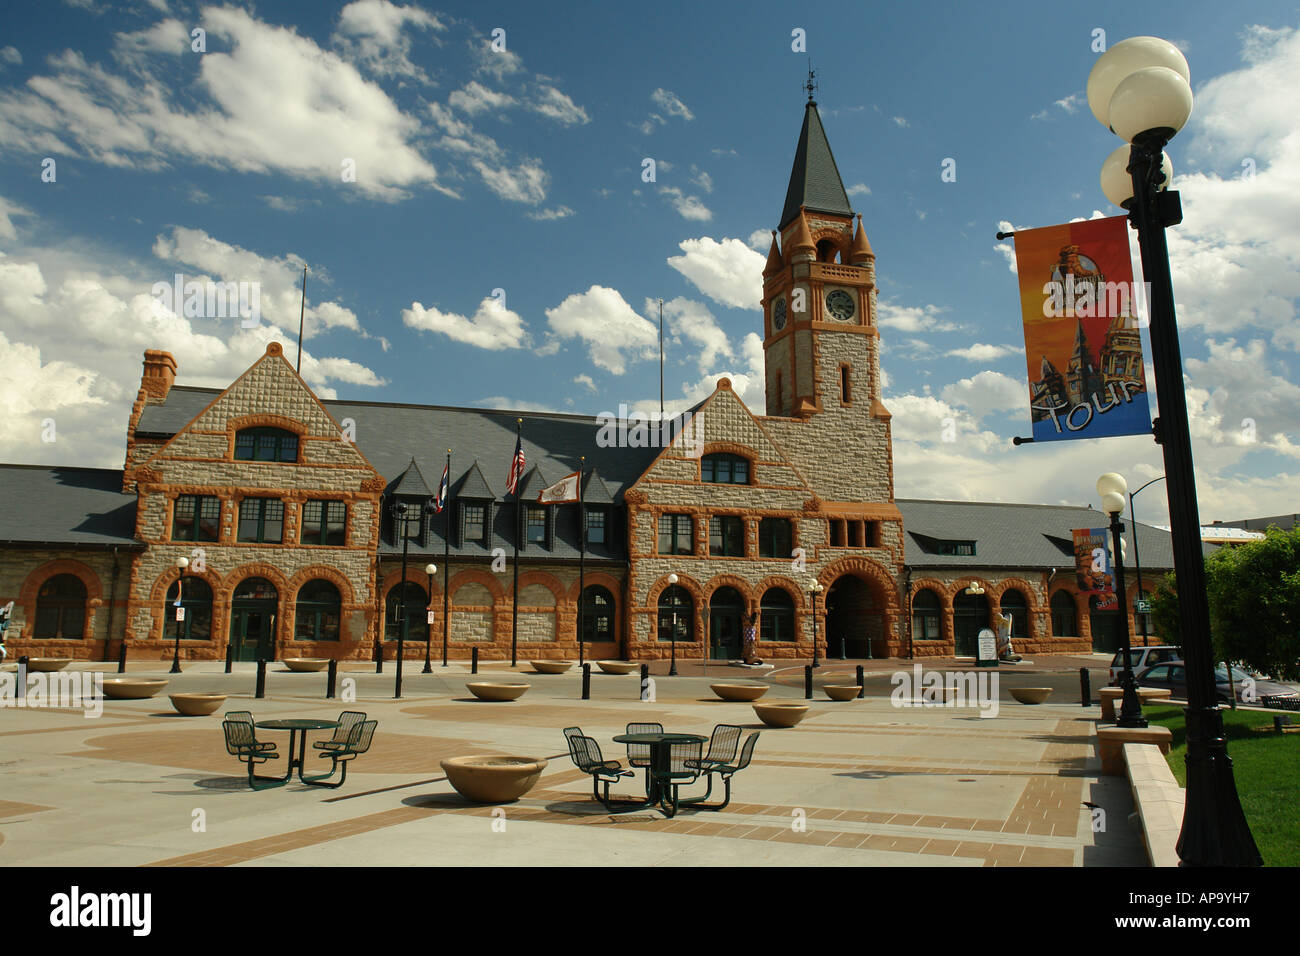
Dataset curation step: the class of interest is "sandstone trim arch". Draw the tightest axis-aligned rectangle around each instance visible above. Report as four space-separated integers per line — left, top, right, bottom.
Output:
18 559 104 641
286 565 358 606
817 555 898 610
448 568 506 604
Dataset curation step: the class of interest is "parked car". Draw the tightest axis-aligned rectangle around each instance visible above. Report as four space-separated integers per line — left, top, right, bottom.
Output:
1134 661 1299 703
1110 645 1181 685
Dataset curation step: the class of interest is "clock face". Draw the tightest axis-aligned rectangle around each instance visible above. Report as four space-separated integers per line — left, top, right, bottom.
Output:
772 298 787 331
826 290 855 321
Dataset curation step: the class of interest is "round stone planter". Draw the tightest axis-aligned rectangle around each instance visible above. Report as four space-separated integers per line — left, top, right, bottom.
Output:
27 658 72 672
529 660 575 674
823 684 861 701
102 678 168 700
466 682 530 702
441 755 549 803
711 682 769 702
753 702 810 727
169 693 227 716
284 658 330 672
1010 687 1053 705
596 660 638 675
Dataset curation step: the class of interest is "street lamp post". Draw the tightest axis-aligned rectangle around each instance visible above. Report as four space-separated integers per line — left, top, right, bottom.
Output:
1087 36 1260 865
170 556 187 674
667 573 679 677
423 563 436 674
1129 476 1167 648
809 581 824 668
1098 474 1146 729
393 501 410 699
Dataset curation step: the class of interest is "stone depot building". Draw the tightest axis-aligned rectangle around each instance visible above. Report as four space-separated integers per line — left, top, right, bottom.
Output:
0 100 1182 665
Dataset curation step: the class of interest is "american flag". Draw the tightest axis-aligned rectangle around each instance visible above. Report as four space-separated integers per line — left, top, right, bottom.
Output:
433 461 449 513
505 432 526 496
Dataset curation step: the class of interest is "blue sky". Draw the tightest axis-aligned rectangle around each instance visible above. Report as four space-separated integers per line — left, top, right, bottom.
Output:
1 0 1298 525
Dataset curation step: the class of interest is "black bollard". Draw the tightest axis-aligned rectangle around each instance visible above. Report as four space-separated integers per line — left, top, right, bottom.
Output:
856 664 865 699
804 665 813 700
582 663 591 700
374 638 382 674
640 663 651 702
326 659 337 700
471 646 479 674
255 658 267 699
224 642 233 675
1080 667 1091 707
117 641 127 674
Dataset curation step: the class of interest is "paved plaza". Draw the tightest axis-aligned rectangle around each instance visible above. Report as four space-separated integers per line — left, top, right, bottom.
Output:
0 656 1149 867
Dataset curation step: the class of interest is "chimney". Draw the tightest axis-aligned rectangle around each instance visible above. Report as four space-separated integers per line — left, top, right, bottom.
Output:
140 350 177 405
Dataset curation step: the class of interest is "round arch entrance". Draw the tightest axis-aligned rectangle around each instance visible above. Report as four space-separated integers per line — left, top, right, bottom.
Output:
708 587 745 660
230 577 279 661
825 574 886 658
952 589 990 657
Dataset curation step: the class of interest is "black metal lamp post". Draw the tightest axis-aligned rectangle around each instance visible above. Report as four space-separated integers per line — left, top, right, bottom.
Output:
1087 36 1260 865
1098 475 1146 729
667 573 679 677
170 556 187 674
393 501 411 699
809 580 824 668
423 563 436 674
1128 476 1166 648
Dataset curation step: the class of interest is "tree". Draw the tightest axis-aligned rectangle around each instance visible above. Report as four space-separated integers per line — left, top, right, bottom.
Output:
1205 525 1300 682
1149 571 1180 645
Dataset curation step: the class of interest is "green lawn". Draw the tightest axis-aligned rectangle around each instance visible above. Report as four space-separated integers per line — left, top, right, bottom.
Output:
1144 705 1299 867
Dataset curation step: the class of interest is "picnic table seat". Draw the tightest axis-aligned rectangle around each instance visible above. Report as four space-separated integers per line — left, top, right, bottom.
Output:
562 728 635 808
312 711 367 752
222 719 282 790
685 724 742 775
684 731 760 812
223 712 276 753
309 720 377 789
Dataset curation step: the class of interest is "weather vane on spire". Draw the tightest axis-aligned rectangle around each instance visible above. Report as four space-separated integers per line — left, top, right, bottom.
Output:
805 61 818 103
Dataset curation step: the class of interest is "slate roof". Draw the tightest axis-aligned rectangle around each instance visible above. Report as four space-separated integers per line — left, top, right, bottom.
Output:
897 499 1214 572
779 101 854 229
0 465 141 548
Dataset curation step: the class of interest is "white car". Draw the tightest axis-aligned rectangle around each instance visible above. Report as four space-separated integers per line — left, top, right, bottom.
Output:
1110 645 1181 685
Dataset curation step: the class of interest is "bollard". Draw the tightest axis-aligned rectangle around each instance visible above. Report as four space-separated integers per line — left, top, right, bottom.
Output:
117 642 127 674
582 663 591 700
326 659 337 700
640 663 652 702
1080 667 1091 707
856 664 865 699
471 647 479 674
224 642 233 675
804 665 813 700
374 639 382 674
255 658 267 699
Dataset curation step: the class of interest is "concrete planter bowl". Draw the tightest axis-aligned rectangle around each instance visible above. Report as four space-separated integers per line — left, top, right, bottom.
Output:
27 658 72 672
1010 687 1053 705
823 684 861 701
169 693 227 716
711 682 769 702
596 661 638 675
466 682 530 702
441 755 549 803
102 678 168 700
284 658 330 672
753 702 810 727
529 660 575 674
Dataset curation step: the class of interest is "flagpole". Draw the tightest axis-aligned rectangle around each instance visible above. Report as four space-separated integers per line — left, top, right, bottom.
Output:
658 298 664 417
296 265 307 374
442 448 451 667
577 456 586 667
512 419 521 668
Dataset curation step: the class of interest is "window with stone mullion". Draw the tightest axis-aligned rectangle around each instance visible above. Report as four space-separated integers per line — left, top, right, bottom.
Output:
709 515 744 557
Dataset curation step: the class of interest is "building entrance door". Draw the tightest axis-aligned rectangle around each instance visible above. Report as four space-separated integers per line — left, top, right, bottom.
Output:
708 587 744 660
952 590 989 657
229 577 279 661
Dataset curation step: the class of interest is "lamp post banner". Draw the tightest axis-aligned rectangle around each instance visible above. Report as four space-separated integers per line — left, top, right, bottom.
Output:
1012 215 1151 442
1072 527 1116 609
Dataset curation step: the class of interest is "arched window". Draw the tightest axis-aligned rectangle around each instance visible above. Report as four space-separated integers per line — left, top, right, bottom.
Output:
759 587 795 642
234 426 298 462
816 238 837 262
579 585 615 643
657 585 693 642
296 579 341 642
700 453 750 485
385 581 428 642
1000 588 1029 639
911 588 941 640
1051 591 1078 636
34 574 87 639
165 576 213 640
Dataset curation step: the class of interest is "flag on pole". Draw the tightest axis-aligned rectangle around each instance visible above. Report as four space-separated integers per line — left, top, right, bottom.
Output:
505 432 526 496
537 470 580 504
433 460 450 513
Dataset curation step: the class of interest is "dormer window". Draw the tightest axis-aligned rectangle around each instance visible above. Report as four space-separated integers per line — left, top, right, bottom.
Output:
701 453 750 485
234 427 298 462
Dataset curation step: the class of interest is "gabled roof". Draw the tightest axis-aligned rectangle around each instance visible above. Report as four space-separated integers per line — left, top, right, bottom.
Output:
779 101 853 229
390 458 432 498
454 460 495 500
584 468 614 505
519 464 550 499
0 465 141 548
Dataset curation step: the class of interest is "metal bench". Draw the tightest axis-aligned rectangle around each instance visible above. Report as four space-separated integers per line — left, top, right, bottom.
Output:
222 719 282 790
223 712 276 753
686 724 742 776
308 719 377 788
312 711 367 753
683 731 760 812
562 729 636 809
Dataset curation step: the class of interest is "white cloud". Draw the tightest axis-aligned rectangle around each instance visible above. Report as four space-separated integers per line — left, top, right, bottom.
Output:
573 373 596 392
333 0 444 82
0 47 21 66
747 228 773 251
449 80 517 115
659 186 712 221
527 205 574 221
651 88 693 120
402 296 530 351
472 158 548 204
112 18 189 60
666 237 764 310
532 85 589 125
0 195 33 241
847 182 871 196
691 168 713 193
945 343 1023 362
653 296 734 374
875 298 957 333
544 285 657 375
892 116 908 127
939 370 1026 415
